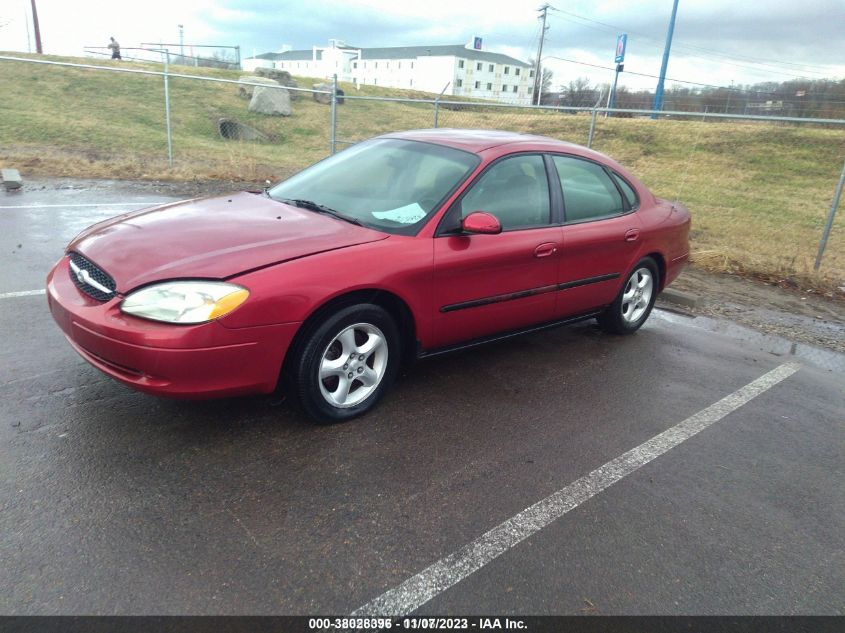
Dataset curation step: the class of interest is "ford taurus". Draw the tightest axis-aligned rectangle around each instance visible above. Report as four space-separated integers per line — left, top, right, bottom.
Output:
47 129 690 423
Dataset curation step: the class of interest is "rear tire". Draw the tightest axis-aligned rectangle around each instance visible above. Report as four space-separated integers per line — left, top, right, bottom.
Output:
597 258 659 334
291 303 400 424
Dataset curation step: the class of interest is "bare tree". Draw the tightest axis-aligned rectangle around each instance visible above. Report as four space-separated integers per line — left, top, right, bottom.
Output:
561 77 596 108
528 60 554 104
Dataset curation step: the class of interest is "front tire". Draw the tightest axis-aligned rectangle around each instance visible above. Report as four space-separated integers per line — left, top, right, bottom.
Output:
597 258 659 334
291 304 400 423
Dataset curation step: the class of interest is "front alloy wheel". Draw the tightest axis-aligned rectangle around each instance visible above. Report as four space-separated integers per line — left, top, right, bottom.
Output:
291 303 400 423
318 323 388 408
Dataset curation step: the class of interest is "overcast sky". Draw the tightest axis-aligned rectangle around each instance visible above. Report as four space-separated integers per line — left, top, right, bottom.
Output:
1 0 843 93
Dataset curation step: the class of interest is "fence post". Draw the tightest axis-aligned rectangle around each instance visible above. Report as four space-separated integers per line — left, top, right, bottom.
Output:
588 108 598 148
330 74 338 155
163 49 173 167
814 157 845 270
433 82 450 129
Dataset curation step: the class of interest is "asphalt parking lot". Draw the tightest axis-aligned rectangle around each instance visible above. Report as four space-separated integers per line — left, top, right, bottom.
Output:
1 182 843 616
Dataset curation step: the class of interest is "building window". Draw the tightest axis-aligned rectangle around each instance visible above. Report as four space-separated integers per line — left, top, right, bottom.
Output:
410 79 413 86
374 78 377 84
398 62 402 69
513 85 518 93
458 60 464 69
386 61 389 68
529 69 535 77
476 62 482 71
504 66 510 74
502 84 507 91
374 62 378 68
474 81 480 89
411 62 414 69
487 82 492 90
488 64 494 72
456 79 463 87
353 62 357 69
515 68 520 76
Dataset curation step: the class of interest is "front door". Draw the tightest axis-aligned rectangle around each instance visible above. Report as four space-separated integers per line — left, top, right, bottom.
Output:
431 154 562 349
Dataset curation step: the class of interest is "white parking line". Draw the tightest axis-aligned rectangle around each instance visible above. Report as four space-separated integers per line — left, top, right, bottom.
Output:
0 289 46 299
353 361 802 616
0 202 168 209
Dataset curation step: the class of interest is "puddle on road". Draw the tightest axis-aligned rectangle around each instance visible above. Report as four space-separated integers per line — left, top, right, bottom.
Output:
652 309 845 373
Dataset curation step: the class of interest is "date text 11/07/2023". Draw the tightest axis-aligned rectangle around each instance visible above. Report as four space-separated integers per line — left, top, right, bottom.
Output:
308 617 528 630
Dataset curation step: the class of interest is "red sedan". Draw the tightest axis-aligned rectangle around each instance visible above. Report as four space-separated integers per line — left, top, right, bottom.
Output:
47 129 690 423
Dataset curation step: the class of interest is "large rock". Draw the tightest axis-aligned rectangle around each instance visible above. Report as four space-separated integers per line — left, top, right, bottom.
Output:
282 77 300 100
238 75 279 99
312 83 332 104
255 67 300 99
255 67 291 83
312 83 343 105
248 85 292 116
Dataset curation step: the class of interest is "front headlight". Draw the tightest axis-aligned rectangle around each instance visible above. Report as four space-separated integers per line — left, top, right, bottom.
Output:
120 281 249 324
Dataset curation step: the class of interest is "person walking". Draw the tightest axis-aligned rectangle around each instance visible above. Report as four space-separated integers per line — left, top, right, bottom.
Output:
108 37 121 60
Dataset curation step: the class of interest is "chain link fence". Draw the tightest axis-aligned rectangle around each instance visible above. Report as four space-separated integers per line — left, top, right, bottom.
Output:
1 54 843 288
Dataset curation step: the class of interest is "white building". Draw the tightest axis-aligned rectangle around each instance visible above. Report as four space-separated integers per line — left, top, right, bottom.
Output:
243 39 535 105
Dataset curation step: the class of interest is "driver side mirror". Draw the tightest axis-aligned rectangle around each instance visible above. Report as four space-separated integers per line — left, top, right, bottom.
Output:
462 211 502 235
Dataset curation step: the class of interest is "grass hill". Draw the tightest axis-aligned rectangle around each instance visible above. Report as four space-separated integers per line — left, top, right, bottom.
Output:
1 52 844 288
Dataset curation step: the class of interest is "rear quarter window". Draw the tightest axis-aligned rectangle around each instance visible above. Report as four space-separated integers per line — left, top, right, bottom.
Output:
611 172 639 209
551 155 625 222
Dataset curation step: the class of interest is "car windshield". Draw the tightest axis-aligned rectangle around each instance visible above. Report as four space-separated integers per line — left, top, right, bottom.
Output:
268 138 480 235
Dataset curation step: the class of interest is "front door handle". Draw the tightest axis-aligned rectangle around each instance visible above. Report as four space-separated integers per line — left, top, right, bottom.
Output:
624 228 640 242
534 242 558 258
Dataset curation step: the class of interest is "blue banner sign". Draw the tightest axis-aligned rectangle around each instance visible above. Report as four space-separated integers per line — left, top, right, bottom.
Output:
615 34 627 63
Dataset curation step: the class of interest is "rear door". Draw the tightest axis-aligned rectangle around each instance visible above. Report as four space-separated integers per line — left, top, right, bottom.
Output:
550 154 643 317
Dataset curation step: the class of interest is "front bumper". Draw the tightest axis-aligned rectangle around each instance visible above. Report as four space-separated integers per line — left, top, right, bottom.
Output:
47 256 300 399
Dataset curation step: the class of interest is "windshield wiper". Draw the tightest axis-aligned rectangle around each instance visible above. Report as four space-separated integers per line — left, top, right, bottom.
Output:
278 198 363 227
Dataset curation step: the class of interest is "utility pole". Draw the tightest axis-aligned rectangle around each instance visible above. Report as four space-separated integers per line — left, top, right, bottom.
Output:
30 0 42 54
533 4 550 106
178 24 184 60
652 0 680 118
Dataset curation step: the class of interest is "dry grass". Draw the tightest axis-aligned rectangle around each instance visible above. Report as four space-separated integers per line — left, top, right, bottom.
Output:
1 52 844 291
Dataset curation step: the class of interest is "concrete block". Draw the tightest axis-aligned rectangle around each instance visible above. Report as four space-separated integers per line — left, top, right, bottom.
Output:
2 168 22 190
659 288 699 308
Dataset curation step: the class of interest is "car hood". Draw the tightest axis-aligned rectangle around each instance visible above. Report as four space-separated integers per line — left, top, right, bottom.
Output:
68 192 389 292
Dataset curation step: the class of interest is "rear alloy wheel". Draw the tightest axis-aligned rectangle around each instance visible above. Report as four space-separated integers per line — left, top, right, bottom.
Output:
293 304 400 423
597 258 659 334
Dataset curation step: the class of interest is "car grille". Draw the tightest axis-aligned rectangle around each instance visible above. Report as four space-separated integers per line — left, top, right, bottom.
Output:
68 252 117 302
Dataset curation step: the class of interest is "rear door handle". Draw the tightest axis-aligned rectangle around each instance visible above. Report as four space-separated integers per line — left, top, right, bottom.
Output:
624 228 640 242
534 242 558 258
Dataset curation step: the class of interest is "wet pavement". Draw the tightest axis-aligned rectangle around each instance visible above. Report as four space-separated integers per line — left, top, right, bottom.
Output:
1 181 843 615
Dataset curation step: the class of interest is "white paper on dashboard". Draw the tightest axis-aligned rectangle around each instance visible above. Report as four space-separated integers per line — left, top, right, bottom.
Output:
372 203 427 224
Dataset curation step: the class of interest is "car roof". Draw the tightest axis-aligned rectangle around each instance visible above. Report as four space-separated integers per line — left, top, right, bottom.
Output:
381 128 587 154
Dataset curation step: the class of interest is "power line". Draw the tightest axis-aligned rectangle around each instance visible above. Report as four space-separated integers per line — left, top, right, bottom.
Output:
547 7 833 79
543 55 832 97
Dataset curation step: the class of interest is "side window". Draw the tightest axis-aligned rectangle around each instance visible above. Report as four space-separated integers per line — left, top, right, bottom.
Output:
611 172 639 209
458 155 551 230
552 155 625 222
